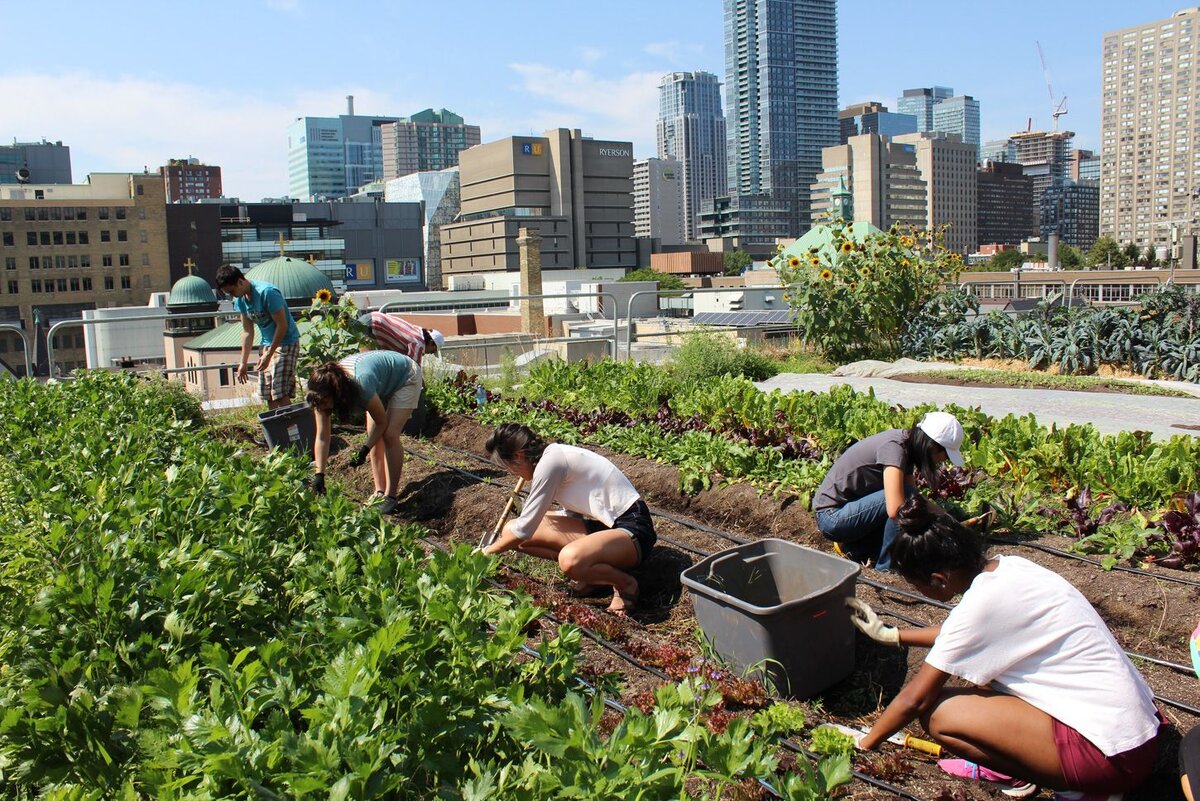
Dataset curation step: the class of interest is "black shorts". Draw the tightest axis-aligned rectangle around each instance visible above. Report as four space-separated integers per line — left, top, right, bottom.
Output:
583 499 657 566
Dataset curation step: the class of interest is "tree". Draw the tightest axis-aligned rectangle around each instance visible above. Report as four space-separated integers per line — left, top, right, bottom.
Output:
1122 242 1142 265
723 249 753 276
1058 243 1083 269
1086 237 1129 268
619 267 687 291
988 249 1026 270
1144 245 1160 268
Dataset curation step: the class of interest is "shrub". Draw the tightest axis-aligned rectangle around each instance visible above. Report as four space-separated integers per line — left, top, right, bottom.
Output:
298 293 372 372
671 330 778 383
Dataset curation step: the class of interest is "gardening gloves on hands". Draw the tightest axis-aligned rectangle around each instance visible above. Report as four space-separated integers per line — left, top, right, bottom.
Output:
845 598 900 645
310 473 326 495
348 445 371 468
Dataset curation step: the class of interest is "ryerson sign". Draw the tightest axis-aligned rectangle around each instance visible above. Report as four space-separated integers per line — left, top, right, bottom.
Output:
598 147 631 157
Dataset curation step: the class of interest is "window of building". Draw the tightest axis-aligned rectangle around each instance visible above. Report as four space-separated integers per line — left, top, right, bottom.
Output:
78 231 88 245
139 230 147 244
4 257 13 271
141 253 149 266
119 254 130 266
55 256 65 269
57 279 66 292
28 257 38 269
68 256 77 269
39 232 49 245
2 232 13 247
23 208 34 221
103 276 113 290
115 208 126 220
50 207 61 221
37 208 48 221
31 279 41 293
138 208 146 220
98 207 109 220
63 207 75 221
70 278 80 292
77 208 87 221
82 277 92 291
120 275 131 289
117 230 127 242
136 184 144 196
6 280 16 295
80 255 90 268
102 255 113 267
100 230 111 242
52 231 63 246
65 232 76 245
0 209 9 222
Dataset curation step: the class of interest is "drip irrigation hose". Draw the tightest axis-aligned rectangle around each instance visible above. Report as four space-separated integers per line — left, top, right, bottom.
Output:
405 444 1200 716
989 535 1200 589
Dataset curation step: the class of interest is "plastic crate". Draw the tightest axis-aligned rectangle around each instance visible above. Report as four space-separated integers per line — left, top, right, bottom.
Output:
681 538 860 699
258 402 316 454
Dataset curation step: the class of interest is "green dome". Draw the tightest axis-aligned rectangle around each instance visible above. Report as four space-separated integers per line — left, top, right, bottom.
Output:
246 256 335 304
167 274 218 307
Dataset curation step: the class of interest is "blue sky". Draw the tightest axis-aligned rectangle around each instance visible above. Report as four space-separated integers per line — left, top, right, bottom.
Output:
0 0 1188 200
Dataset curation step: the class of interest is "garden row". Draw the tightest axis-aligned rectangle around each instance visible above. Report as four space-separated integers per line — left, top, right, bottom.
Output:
428 359 1200 570
0 372 848 799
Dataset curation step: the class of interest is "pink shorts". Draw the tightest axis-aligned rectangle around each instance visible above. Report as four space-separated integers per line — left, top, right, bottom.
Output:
1052 715 1162 794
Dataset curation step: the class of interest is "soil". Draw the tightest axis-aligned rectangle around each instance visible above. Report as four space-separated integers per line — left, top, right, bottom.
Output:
316 413 1199 801
953 357 1153 381
888 372 1140 396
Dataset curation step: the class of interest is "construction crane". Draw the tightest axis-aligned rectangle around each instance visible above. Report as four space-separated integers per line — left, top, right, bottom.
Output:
1037 41 1069 131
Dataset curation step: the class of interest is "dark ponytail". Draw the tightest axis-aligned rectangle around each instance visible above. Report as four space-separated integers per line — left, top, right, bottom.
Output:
905 424 943 489
306 362 358 418
485 423 548 469
888 494 986 584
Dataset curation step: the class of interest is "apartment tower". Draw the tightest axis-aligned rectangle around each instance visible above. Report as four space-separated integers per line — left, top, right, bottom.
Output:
657 71 727 240
380 109 481 180
895 132 979 254
810 133 927 230
287 97 399 200
633 158 685 246
159 158 223 203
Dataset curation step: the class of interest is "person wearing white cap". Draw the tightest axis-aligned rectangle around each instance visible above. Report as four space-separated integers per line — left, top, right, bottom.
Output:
357 311 444 365
811 411 966 571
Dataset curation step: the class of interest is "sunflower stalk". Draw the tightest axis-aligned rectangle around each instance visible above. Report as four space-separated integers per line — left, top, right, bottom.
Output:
298 292 373 373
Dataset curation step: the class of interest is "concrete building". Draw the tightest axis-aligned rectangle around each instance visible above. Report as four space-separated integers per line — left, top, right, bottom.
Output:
0 173 171 376
287 98 399 200
697 194 793 256
931 95 981 155
724 0 839 234
1070 148 1100 182
633 158 685 246
1040 179 1100 250
159 157 223 203
898 87 954 132
838 102 918 144
1101 8 1200 250
380 108 481 180
809 133 927 231
977 161 1036 246
657 70 727 240
384 167 461 291
1010 129 1074 221
0 140 72 185
895 132 979 254
439 129 636 279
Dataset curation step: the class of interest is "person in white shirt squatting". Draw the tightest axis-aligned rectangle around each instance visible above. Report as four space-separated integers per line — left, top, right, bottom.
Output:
481 423 657 616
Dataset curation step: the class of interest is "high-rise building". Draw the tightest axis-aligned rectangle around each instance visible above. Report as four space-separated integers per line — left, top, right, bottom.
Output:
898 87 954 132
1010 129 1074 222
980 139 1016 164
696 194 792 253
977 161 1036 246
809 133 927 230
724 0 839 235
159 158 223 203
930 95 980 155
1041 179 1100 250
1102 9 1200 248
380 109 481 181
657 71 726 240
439 129 636 278
0 173 170 376
894 132 978 254
0 140 72 185
838 102 918 144
287 98 399 200
1070 149 1100 182
633 158 685 246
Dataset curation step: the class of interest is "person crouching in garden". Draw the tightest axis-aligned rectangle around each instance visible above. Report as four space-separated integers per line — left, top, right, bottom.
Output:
358 310 444 365
306 351 422 514
481 423 656 616
813 410 965 571
847 495 1164 801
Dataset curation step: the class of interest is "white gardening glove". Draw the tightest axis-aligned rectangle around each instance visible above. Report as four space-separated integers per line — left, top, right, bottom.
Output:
845 597 900 645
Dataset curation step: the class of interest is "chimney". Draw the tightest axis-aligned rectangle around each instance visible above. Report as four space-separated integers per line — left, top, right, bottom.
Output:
1048 232 1060 269
346 95 354 116
518 228 544 335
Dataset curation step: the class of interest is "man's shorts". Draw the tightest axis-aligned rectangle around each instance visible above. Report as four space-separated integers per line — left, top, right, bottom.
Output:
384 362 423 411
259 342 299 403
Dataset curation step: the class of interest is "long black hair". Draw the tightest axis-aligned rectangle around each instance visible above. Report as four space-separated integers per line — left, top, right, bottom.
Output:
888 494 987 585
485 423 548 469
904 425 944 488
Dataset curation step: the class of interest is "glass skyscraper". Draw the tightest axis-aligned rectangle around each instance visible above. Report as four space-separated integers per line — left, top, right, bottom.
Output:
657 71 727 240
287 108 399 201
723 0 839 235
898 87 954 131
899 87 980 156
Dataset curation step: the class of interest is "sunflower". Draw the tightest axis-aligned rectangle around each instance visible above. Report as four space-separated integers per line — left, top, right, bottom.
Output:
788 255 801 268
809 257 821 267
314 288 333 303
841 241 854 253
819 268 833 281
859 266 871 278
899 236 916 249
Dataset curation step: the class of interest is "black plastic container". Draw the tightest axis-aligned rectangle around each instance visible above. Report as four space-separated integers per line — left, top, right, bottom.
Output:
258 401 316 454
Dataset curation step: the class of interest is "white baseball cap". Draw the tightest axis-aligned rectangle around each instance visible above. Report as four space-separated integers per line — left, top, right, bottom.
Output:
917 411 965 466
428 329 446 352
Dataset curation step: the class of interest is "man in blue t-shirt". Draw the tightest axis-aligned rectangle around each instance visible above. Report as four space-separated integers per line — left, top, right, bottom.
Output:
216 264 301 410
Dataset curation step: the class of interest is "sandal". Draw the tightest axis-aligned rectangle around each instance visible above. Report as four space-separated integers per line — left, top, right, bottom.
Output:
937 759 1038 798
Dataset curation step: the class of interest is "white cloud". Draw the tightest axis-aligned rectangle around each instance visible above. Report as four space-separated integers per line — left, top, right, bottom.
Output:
508 63 661 155
642 40 705 64
579 46 604 65
0 72 414 200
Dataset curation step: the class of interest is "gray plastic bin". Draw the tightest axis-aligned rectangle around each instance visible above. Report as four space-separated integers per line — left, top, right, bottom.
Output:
258 402 316 454
680 538 860 699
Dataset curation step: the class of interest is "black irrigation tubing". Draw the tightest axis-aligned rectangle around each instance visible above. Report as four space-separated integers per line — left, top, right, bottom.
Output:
989 535 1200 589
405 443 1200 716
402 452 927 801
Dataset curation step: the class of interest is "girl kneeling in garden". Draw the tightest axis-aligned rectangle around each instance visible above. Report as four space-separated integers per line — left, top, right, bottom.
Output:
306 351 422 514
848 495 1163 801
482 423 656 616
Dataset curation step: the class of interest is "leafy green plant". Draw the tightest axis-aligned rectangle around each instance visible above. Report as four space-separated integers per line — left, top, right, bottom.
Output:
809 726 856 758
671 330 779 384
298 293 372 372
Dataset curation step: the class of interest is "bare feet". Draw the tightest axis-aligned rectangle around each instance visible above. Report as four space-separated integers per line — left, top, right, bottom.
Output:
607 580 639 616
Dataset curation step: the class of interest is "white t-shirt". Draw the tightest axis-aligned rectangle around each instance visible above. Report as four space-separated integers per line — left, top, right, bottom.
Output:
926 555 1158 757
508 444 641 541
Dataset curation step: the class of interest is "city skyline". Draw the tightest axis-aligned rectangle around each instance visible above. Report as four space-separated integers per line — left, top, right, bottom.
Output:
1 0 1192 201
